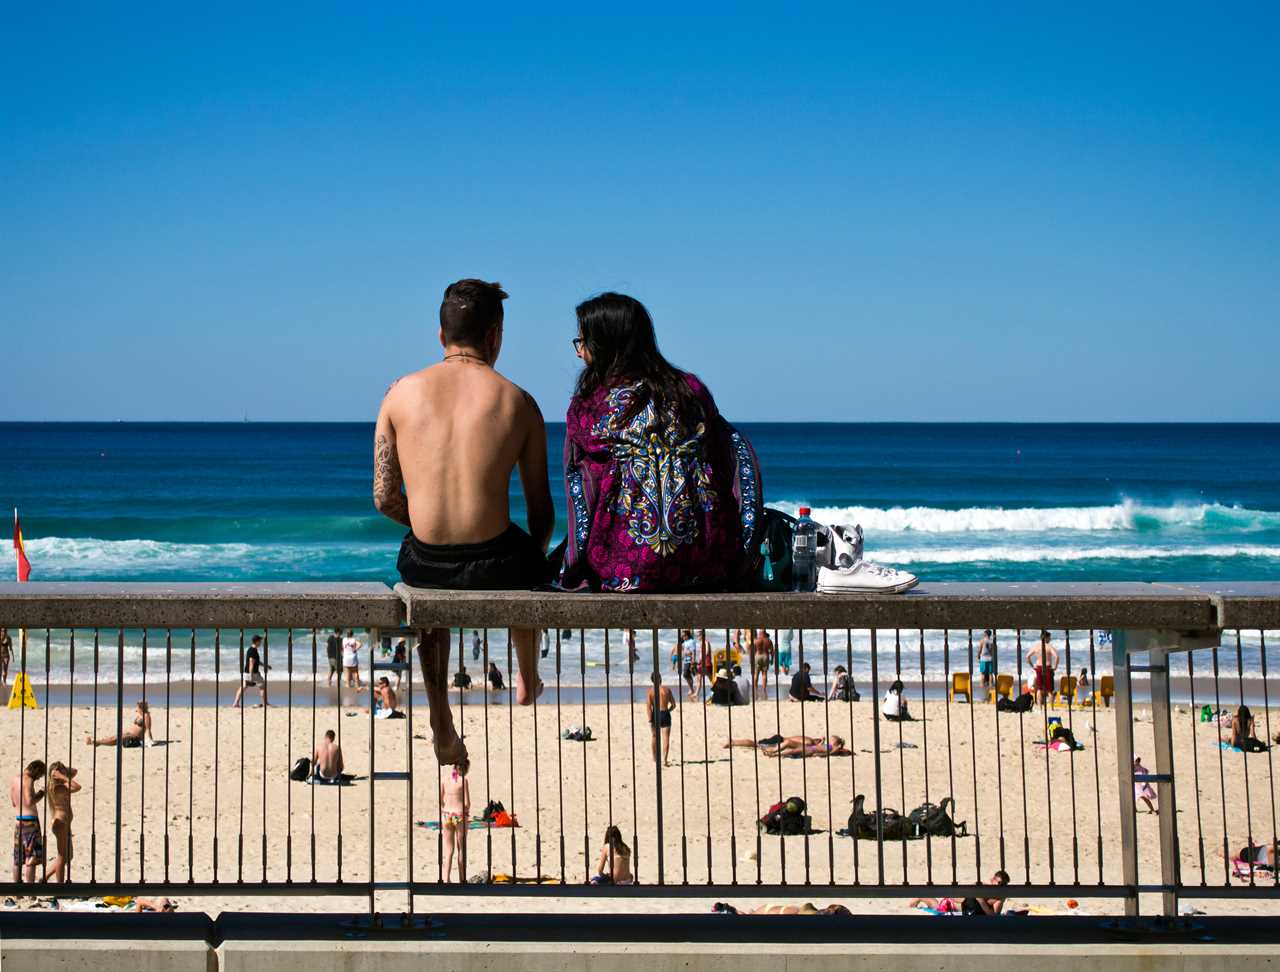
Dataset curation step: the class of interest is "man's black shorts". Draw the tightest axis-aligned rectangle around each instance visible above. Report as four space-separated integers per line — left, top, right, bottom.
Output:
397 524 549 590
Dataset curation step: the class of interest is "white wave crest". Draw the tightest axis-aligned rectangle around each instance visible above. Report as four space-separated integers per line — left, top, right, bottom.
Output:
877 544 1280 564
774 499 1280 534
22 537 380 577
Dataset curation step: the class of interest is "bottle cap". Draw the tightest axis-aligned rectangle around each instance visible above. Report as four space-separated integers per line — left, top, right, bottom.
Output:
798 507 811 516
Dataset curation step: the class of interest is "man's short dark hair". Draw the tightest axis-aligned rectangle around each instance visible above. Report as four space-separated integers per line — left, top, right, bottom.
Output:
440 279 507 347
325 730 336 741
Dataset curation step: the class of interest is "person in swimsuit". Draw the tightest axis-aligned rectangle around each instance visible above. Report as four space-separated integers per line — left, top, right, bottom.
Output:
724 734 847 758
45 761 80 883
715 902 851 915
372 677 405 718
752 629 773 700
1226 705 1269 752
9 759 45 884
440 758 471 883
86 700 155 748
0 627 11 685
375 279 555 766
591 825 634 885
647 673 677 766
325 629 343 686
909 870 1008 914
313 730 344 782
977 630 995 692
1026 630 1058 708
487 661 505 693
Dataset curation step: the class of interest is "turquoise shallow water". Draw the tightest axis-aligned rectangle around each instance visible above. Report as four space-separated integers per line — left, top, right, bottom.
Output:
5 421 1280 584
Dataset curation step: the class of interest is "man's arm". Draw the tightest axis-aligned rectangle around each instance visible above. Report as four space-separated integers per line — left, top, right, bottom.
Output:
516 391 555 552
373 395 412 528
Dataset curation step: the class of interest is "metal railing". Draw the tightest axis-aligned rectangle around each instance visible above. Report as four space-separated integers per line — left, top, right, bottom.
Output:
0 581 1276 918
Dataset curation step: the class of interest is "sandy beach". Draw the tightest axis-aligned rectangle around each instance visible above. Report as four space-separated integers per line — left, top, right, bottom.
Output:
5 677 1278 917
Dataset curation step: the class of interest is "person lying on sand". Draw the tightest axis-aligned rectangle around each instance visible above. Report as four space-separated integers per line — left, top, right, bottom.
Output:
374 278 554 764
135 897 177 912
724 734 848 758
713 902 851 915
909 870 1009 915
86 701 154 748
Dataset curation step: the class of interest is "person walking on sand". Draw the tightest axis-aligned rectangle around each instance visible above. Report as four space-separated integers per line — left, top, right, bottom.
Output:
325 629 343 686
680 630 700 700
647 673 677 766
1133 756 1157 814
440 758 471 883
9 760 45 884
45 761 80 883
471 630 481 663
341 630 364 688
231 635 269 707
313 730 344 782
1026 630 1058 709
375 279 554 765
777 629 794 676
752 629 773 699
0 627 11 685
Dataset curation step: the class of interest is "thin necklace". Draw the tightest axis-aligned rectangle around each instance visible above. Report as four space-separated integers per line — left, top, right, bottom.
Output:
442 352 489 365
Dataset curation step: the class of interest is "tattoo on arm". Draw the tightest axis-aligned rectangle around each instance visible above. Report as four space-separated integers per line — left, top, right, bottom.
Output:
373 433 412 527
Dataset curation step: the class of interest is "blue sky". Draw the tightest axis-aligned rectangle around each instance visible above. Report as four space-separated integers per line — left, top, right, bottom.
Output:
3 4 1277 422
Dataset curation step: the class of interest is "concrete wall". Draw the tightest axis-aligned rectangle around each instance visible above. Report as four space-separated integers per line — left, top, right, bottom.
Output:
5 939 1279 972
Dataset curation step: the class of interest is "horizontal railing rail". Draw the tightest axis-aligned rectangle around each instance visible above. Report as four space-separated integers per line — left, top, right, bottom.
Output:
0 581 1275 920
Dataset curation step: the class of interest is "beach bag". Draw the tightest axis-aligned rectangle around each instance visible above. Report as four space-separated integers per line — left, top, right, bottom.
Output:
907 797 967 838
1200 704 1214 723
289 757 311 782
1050 725 1083 750
760 796 808 835
754 508 797 592
997 692 1034 713
849 795 913 840
482 800 506 823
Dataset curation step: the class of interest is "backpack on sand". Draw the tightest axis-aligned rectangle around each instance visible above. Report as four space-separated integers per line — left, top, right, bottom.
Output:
289 757 311 782
848 795 913 841
760 796 811 836
907 797 967 838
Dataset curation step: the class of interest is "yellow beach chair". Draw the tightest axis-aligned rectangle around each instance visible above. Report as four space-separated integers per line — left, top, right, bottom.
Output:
950 672 972 703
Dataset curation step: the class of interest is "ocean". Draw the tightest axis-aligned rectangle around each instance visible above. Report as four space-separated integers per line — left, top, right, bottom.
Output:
4 422 1278 692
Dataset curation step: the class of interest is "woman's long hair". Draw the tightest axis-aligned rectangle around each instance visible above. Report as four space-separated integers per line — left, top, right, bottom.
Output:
574 293 703 430
604 824 629 857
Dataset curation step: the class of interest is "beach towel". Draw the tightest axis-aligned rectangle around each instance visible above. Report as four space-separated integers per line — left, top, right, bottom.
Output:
417 817 490 831
1220 741 1245 754
1232 857 1274 881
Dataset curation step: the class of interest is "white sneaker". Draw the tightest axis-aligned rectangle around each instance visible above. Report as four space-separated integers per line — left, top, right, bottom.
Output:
816 558 918 595
827 524 864 568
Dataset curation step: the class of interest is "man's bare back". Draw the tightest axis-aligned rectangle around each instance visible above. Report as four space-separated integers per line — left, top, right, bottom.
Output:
314 735 343 780
375 360 550 545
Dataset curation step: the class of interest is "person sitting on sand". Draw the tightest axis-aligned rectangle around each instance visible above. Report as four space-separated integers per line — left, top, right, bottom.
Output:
591 825 634 885
1225 839 1279 869
909 870 1009 915
86 700 155 748
710 668 744 706
9 759 45 884
828 665 859 702
487 661 505 693
557 292 762 594
440 758 470 883
45 761 80 883
374 278 554 765
788 662 823 702
452 666 473 691
313 730 344 782
882 680 912 722
1225 705 1269 752
372 676 405 718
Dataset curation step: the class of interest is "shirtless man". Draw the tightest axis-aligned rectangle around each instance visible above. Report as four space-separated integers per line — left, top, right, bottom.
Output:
646 673 676 766
10 759 46 883
45 761 80 883
313 730 344 781
374 279 555 764
373 677 405 718
1026 630 1059 708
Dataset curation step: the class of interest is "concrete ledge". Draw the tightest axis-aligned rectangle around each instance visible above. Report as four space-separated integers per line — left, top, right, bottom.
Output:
1178 583 1280 630
396 582 1225 630
1 939 213 972
0 582 403 629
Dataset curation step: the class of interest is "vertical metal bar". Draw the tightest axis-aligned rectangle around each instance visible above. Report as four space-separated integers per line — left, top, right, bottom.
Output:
772 628 786 884
966 628 981 883
942 629 957 885
554 627 566 884
91 629 99 880
17 628 27 884
799 628 811 884
580 629 590 878
67 630 76 882
822 629 835 884
1234 630 1256 885
701 632 713 884
1257 632 1279 888
1015 629 1030 884
628 628 639 881
262 630 269 883
163 630 171 884
1039 632 1055 887
1111 630 1140 917
651 629 665 884
1211 638 1229 883
1186 648 1206 885
917 628 931 884
846 628 859 884
42 629 50 883
991 628 1006 874
1148 644 1179 916
406 630 416 911
213 629 220 883
238 629 245 882
187 630 196 883
750 631 764 885
114 629 124 884
286 629 294 883
368 627 377 910
869 628 884 884
893 629 905 883
506 628 517 877
1065 630 1080 886
726 635 738 886
1089 631 1104 885
310 630 317 883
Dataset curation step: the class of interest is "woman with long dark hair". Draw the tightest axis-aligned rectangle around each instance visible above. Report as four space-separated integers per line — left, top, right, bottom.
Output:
560 293 762 592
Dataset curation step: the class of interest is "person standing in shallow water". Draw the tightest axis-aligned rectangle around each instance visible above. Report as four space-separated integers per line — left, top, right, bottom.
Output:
558 292 762 593
373 279 554 764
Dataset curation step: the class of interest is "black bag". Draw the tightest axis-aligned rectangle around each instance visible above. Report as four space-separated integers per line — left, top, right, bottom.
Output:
289 757 311 782
848 795 913 840
997 692 1034 713
907 797 967 838
760 796 809 835
1050 725 1083 750
754 508 797 592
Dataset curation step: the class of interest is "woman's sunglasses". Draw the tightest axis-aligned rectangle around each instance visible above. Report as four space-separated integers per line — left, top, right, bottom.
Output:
571 337 585 353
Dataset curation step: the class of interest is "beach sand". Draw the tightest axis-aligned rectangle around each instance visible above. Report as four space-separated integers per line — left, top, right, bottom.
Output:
4 683 1278 917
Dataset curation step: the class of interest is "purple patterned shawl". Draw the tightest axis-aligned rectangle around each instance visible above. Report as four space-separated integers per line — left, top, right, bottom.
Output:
559 373 762 592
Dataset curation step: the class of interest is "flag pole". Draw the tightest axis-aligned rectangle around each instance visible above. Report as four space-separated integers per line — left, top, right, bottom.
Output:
14 508 25 690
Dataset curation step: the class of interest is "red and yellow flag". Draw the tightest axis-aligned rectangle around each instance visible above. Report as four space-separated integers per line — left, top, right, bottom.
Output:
13 509 31 582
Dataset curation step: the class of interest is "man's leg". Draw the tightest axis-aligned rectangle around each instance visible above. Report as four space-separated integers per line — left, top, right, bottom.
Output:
512 627 543 706
418 630 466 763
651 726 658 761
662 726 671 765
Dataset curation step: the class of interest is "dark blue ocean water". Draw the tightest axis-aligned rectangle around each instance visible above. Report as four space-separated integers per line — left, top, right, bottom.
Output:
4 421 1280 584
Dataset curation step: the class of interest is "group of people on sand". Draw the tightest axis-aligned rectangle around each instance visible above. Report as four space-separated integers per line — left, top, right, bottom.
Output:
10 759 80 885
373 282 766 766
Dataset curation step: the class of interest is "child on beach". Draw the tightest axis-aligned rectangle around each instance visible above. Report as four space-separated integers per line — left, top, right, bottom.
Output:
591 825 634 885
440 758 471 883
375 279 554 765
1133 756 1157 813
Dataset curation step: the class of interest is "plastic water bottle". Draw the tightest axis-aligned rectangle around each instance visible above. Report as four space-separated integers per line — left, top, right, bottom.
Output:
792 507 817 592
